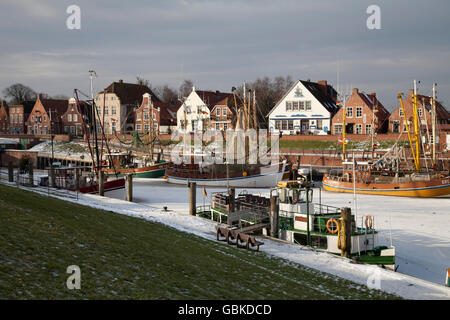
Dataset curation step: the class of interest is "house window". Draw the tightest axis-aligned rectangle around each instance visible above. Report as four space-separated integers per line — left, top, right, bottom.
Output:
292 101 299 111
356 124 362 134
73 114 78 122
223 123 228 130
403 121 409 132
392 120 400 133
365 124 372 134
96 106 101 114
68 114 72 122
334 124 343 134
31 116 35 122
356 107 362 118
136 124 142 131
288 120 294 130
275 120 281 130
299 101 305 110
19 115 22 122
346 107 353 118
216 123 220 130
111 121 116 133
286 101 292 111
282 120 288 130
399 108 404 117
153 111 157 120
43 115 46 122
222 107 227 116
418 108 423 117
317 120 323 130
305 101 311 111
137 112 141 121
144 111 149 120
144 124 149 132
111 106 116 115
104 107 109 115
216 108 221 116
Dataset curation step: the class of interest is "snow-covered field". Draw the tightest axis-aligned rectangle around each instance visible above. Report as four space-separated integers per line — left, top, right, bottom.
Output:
1 174 449 299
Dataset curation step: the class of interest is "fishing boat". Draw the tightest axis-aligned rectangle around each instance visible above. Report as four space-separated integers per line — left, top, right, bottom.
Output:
203 179 396 269
166 160 290 188
323 81 450 198
103 151 168 178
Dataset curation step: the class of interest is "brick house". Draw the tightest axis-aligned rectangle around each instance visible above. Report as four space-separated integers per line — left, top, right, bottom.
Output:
26 95 68 135
7 101 35 133
388 89 450 135
331 88 390 135
61 98 91 137
95 80 160 134
0 101 9 133
176 87 236 132
134 93 178 134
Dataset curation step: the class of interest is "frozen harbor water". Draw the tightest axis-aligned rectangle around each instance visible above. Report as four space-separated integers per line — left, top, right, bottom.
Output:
107 178 450 286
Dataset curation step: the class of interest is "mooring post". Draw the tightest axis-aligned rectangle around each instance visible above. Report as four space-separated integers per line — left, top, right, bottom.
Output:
75 169 80 192
50 165 56 188
189 182 196 216
126 174 133 202
98 171 104 196
270 194 279 238
340 207 352 258
28 162 34 186
229 188 235 213
8 161 13 182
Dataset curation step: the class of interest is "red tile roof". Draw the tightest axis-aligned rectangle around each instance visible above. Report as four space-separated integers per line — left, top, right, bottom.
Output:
195 90 235 111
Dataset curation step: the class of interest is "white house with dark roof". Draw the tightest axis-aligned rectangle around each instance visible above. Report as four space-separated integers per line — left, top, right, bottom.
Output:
176 87 235 132
267 80 339 135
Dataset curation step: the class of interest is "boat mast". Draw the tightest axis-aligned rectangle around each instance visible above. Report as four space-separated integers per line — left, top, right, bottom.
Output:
148 94 154 163
398 92 420 172
413 80 421 171
432 83 437 166
89 70 101 173
342 95 347 161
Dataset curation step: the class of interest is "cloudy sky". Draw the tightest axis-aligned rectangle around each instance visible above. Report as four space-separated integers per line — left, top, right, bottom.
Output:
1 0 449 110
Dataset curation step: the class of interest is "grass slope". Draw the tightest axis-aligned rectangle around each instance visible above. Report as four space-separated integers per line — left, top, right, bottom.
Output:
0 184 399 300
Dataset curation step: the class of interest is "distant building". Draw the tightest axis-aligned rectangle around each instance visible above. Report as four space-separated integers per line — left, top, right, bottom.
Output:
331 88 390 135
95 80 159 134
388 89 450 134
0 101 9 133
61 98 91 137
267 80 338 135
176 87 235 132
8 101 35 134
26 95 68 135
134 93 178 135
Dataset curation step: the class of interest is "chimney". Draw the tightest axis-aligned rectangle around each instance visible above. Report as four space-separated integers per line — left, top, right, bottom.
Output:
119 79 123 84
317 80 328 87
352 88 359 95
408 89 414 96
192 86 196 92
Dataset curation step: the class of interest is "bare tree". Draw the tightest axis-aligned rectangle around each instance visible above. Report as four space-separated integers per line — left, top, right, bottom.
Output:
2 83 36 104
179 79 194 99
52 94 70 100
136 76 150 87
154 84 178 104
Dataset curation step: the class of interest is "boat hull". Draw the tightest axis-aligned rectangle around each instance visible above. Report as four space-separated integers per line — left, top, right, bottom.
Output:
79 177 125 194
167 166 289 188
322 175 450 197
104 162 168 179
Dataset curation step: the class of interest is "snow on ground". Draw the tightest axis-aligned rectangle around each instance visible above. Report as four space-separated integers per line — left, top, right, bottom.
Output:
1 176 449 299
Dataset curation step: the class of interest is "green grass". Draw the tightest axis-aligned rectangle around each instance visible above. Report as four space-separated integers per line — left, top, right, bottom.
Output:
279 139 408 151
0 184 399 300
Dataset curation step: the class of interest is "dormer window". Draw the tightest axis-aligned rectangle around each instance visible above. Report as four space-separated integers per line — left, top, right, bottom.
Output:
216 107 221 116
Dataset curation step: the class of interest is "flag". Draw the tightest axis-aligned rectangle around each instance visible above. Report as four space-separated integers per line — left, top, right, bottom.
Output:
203 187 207 197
